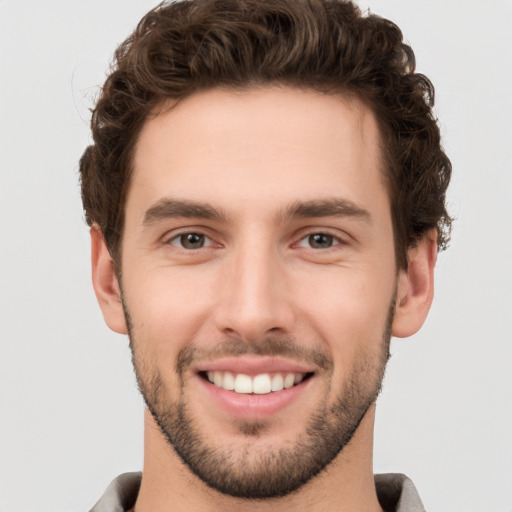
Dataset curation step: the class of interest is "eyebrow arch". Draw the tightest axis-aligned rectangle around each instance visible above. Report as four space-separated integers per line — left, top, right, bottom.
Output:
280 198 372 223
143 199 227 225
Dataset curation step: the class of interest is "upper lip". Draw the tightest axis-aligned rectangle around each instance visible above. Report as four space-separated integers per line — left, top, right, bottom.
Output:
195 356 316 376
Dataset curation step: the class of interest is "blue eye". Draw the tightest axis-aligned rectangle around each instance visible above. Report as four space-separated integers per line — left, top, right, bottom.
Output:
298 233 338 249
170 233 208 250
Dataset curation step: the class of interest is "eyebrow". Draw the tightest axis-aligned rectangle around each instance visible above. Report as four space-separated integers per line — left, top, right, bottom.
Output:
279 198 372 223
142 197 371 226
143 199 227 225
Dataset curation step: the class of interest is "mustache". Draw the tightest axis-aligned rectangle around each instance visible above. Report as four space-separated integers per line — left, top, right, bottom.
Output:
176 337 333 374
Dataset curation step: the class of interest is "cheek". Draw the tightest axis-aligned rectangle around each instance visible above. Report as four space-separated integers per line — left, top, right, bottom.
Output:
124 266 217 358
293 267 395 359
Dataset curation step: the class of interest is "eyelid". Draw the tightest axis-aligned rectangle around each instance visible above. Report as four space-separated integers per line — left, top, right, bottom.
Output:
169 233 214 248
293 229 349 248
162 227 221 249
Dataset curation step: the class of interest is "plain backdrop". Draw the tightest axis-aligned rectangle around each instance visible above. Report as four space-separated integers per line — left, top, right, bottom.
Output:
1 1 511 510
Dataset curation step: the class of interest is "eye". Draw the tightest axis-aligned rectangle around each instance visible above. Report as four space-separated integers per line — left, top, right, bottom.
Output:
298 233 339 249
169 232 212 250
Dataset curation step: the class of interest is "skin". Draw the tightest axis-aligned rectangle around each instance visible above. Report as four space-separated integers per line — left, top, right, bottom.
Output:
91 87 437 512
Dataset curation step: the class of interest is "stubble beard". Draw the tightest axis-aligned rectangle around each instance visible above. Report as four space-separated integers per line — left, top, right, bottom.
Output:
124 302 394 500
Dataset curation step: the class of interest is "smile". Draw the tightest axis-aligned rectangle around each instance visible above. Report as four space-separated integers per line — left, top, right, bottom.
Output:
204 371 311 394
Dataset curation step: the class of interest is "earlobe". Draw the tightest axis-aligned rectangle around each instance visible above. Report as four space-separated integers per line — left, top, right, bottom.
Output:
90 226 128 335
392 230 438 338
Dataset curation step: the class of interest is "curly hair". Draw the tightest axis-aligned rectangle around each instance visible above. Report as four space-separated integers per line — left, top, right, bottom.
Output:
79 0 452 269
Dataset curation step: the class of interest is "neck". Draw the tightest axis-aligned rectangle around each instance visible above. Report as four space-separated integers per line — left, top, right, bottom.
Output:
133 407 383 512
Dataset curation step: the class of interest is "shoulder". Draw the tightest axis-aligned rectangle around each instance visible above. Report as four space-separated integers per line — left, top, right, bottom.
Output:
89 472 142 512
375 473 426 512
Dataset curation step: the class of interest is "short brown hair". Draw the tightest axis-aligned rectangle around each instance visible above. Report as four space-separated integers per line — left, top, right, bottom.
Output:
80 0 452 269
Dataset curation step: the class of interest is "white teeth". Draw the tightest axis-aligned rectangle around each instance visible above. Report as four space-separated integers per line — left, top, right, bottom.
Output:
283 373 295 389
222 371 235 391
271 374 284 392
206 371 308 394
234 374 253 393
213 371 223 387
253 374 272 394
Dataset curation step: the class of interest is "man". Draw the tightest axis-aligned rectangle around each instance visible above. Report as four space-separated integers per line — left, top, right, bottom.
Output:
80 0 452 510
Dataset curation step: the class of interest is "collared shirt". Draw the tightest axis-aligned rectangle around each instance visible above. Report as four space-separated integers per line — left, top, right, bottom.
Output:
89 472 426 511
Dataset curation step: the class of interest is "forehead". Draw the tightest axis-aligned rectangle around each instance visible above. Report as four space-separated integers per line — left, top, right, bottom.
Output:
129 86 387 219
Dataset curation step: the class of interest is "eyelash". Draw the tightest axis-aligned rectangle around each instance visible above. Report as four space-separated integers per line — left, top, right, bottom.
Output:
165 230 346 251
295 232 345 250
167 232 216 250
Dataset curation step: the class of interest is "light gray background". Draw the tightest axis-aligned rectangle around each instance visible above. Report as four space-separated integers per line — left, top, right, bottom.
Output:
1 1 511 510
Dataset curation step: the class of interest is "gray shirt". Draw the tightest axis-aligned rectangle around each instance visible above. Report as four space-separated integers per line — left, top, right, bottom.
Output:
89 472 426 511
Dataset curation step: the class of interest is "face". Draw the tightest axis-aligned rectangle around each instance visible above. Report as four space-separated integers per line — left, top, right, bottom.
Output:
99 87 408 498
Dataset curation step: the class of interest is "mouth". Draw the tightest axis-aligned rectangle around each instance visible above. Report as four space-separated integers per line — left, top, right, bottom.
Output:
194 356 317 419
200 370 314 395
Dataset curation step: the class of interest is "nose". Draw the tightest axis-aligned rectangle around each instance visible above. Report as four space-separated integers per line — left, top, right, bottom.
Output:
213 241 295 342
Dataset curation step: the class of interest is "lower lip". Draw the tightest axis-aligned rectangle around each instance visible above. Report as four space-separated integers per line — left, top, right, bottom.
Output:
198 375 312 420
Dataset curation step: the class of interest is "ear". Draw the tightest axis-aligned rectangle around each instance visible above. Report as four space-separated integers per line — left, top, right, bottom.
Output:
392 230 438 338
90 226 128 335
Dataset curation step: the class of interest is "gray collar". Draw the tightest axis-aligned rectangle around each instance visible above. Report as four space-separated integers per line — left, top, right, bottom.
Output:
90 472 425 512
